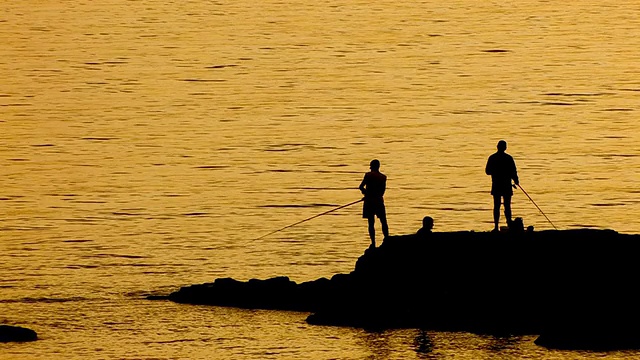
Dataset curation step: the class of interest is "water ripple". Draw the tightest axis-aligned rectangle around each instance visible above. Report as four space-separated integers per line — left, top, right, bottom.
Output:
0 296 90 304
260 203 337 208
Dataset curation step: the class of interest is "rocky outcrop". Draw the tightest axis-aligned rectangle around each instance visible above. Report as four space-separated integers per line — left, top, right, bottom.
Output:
0 325 38 342
535 326 640 351
167 275 335 312
156 229 640 349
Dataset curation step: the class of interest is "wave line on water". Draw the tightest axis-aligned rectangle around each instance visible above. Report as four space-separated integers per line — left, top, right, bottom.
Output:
259 203 338 208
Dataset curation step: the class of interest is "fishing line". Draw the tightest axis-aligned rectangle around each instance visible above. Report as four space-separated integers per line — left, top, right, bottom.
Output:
517 184 557 230
253 198 364 241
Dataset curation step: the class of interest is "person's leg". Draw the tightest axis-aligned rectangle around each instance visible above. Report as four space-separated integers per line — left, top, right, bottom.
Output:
367 217 376 247
493 195 501 231
379 214 389 239
504 195 512 225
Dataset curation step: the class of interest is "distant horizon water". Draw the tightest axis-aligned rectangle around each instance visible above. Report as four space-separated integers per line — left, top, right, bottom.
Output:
2 1 639 359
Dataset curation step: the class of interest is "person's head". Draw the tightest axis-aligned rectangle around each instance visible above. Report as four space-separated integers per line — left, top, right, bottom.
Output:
497 140 507 152
422 216 433 230
369 159 380 171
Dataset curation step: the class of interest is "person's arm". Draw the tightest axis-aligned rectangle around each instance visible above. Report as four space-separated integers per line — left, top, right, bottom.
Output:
359 174 367 195
485 157 492 175
511 158 519 186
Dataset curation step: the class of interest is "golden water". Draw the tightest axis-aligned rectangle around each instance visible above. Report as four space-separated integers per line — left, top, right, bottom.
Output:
1 1 639 359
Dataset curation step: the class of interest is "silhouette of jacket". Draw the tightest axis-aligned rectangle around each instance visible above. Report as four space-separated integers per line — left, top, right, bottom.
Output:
359 171 386 218
485 151 519 196
360 171 386 199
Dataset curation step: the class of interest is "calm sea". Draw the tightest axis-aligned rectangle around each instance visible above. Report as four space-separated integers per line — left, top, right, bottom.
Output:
1 1 639 359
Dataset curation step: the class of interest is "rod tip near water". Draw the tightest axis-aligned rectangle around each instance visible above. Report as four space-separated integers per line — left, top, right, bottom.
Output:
517 184 558 230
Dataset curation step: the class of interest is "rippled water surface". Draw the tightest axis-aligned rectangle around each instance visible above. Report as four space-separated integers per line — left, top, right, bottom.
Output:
1 1 639 359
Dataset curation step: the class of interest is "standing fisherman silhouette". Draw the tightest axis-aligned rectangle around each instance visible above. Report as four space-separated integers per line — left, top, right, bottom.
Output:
359 159 389 248
485 140 519 232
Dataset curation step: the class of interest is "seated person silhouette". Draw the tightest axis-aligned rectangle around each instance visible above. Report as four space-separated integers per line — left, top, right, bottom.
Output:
416 216 434 238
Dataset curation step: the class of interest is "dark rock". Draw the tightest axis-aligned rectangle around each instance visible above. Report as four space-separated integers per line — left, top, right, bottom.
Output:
0 325 38 342
159 228 640 350
535 315 640 350
168 276 320 311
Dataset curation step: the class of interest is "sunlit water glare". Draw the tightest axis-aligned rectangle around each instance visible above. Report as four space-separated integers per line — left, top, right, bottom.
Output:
1 1 639 359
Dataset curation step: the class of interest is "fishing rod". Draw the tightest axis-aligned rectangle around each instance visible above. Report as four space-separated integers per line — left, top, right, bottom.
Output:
516 184 558 230
253 198 364 241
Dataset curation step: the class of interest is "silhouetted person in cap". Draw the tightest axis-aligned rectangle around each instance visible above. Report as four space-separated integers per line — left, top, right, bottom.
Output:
359 159 389 248
485 140 519 232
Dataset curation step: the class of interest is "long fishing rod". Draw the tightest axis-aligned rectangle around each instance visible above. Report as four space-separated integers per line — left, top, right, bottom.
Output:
516 184 558 230
253 198 364 241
